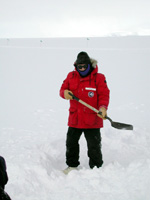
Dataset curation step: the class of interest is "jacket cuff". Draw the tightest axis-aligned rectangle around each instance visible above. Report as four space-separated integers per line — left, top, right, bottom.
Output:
99 105 108 110
60 89 65 99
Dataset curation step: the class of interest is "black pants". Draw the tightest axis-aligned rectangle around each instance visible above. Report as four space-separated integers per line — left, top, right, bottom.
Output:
66 127 103 169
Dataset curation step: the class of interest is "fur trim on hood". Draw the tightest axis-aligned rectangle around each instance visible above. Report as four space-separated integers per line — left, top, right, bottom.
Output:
90 58 97 68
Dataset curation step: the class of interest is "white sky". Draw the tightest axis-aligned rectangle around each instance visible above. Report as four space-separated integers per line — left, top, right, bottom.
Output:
0 0 150 38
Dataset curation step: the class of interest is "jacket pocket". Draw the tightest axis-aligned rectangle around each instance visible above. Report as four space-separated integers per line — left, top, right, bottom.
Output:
83 107 97 126
68 107 78 125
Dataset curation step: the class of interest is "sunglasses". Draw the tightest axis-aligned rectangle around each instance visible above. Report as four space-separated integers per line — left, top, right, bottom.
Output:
77 64 88 70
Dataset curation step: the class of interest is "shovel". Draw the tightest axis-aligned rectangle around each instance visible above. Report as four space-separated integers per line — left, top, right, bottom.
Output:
68 92 133 130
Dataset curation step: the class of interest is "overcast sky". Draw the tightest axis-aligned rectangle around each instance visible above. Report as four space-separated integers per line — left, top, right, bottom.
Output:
0 0 150 38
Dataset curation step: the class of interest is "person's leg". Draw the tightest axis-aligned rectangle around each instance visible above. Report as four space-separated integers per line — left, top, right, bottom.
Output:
66 127 82 167
84 129 103 168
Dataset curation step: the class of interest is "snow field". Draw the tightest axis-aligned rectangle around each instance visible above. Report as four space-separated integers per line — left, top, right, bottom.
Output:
0 37 150 200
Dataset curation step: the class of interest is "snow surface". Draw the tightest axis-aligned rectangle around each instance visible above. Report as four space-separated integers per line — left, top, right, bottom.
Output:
0 37 150 200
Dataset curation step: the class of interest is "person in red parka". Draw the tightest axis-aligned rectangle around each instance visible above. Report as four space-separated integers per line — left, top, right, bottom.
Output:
60 52 110 174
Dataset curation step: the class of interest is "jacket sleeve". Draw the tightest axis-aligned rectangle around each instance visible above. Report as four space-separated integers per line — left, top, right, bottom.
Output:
97 74 110 110
59 72 71 99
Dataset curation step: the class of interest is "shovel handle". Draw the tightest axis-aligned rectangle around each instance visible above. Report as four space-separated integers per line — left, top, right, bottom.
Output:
68 92 79 101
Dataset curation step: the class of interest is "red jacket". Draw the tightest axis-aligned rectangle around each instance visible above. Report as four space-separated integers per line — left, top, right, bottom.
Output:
60 62 110 129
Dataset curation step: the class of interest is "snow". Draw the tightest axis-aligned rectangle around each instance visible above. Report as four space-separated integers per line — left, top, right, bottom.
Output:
0 36 150 200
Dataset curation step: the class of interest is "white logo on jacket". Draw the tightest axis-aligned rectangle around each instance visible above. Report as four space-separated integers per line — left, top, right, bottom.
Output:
88 91 94 98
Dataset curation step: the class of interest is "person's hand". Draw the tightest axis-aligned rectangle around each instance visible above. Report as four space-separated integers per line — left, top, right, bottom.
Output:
64 90 73 100
97 107 107 119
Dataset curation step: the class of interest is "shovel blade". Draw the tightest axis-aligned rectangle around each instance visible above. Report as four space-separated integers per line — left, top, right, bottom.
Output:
111 121 133 130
